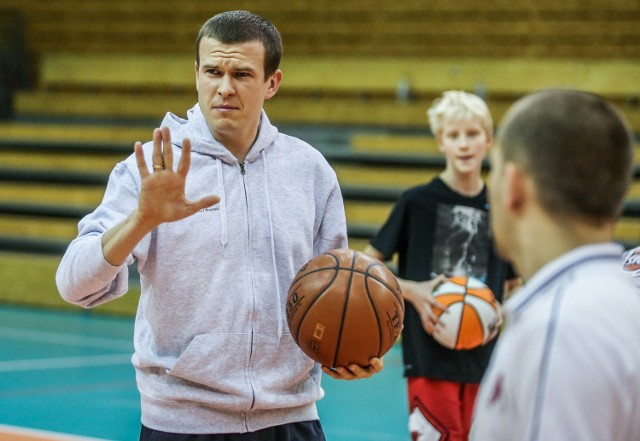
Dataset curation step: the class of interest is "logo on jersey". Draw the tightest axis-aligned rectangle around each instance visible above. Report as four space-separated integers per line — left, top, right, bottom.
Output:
489 373 504 404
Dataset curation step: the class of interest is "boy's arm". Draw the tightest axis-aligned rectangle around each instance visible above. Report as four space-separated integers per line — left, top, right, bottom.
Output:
363 244 447 335
363 244 384 261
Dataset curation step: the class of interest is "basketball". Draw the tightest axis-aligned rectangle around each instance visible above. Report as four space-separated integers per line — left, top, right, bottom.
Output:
286 248 404 368
431 276 499 350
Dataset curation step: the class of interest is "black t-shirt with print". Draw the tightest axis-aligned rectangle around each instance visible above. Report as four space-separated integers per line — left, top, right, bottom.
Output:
371 177 513 383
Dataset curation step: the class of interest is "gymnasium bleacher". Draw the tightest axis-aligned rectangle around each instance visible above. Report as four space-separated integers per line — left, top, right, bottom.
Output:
1 1 640 315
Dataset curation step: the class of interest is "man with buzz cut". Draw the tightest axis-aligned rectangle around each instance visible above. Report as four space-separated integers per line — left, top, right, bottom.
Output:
472 89 640 441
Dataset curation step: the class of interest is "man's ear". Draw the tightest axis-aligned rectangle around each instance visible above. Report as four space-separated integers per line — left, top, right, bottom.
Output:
265 69 282 100
505 162 528 214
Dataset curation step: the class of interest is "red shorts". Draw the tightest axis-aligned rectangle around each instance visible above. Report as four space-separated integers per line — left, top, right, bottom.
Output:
407 376 479 441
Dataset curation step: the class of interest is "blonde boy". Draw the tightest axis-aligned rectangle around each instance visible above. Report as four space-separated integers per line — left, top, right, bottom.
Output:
365 91 517 441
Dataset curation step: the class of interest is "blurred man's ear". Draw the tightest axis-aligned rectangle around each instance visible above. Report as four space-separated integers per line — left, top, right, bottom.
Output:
505 162 528 214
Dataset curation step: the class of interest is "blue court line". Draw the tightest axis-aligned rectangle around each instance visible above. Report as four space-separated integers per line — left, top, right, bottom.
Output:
1 379 137 400
0 353 132 372
0 327 133 351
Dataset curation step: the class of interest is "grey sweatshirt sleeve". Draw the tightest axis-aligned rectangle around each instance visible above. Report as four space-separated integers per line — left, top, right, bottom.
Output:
314 179 348 254
56 161 143 308
56 235 129 308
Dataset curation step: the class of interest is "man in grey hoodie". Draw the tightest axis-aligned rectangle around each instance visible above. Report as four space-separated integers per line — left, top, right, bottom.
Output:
56 10 382 441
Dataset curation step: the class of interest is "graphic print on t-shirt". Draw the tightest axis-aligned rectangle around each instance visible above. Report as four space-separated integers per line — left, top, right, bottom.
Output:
432 204 490 281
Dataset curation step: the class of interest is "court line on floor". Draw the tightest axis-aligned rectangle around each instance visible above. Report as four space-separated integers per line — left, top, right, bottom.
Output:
0 378 137 399
0 424 110 441
0 327 132 351
0 353 132 372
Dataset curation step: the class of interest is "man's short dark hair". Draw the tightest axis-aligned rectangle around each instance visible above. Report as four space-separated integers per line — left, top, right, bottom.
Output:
497 89 634 224
195 10 283 80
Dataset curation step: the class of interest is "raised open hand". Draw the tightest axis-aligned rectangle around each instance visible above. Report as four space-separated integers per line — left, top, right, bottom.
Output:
134 127 220 229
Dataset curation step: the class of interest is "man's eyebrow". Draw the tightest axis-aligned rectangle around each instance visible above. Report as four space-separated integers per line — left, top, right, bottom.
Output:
199 62 256 73
233 65 257 73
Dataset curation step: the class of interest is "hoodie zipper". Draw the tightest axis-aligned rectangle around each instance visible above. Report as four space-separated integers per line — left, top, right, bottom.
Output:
239 161 257 424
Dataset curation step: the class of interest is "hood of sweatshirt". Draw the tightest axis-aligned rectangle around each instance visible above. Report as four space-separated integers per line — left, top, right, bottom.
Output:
159 104 288 340
160 103 279 165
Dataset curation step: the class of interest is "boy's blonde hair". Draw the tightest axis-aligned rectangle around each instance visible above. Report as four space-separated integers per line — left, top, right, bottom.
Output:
427 91 493 137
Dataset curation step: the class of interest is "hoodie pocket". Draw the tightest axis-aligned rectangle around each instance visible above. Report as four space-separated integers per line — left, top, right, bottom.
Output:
250 334 322 409
167 333 252 401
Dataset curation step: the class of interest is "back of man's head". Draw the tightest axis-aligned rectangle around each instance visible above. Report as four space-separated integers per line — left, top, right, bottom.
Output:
497 89 634 225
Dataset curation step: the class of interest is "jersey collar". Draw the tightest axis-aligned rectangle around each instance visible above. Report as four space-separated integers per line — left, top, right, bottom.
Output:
504 242 625 319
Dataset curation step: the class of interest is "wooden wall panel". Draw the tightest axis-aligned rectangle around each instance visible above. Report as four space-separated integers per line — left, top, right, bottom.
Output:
2 0 639 58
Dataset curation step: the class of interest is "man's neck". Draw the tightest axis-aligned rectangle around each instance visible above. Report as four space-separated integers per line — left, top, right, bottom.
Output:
214 128 260 163
514 212 615 281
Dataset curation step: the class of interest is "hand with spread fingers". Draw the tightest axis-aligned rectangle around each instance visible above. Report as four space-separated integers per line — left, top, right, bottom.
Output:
134 126 220 230
98 126 220 267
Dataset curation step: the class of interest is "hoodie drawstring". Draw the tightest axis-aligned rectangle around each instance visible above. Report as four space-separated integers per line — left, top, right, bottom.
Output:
261 150 283 345
216 158 228 255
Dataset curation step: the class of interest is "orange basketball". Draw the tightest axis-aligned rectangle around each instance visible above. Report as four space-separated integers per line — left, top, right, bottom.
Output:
286 248 404 368
431 276 500 350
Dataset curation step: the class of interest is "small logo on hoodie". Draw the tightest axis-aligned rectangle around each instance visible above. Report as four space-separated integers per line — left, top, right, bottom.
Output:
199 207 220 213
